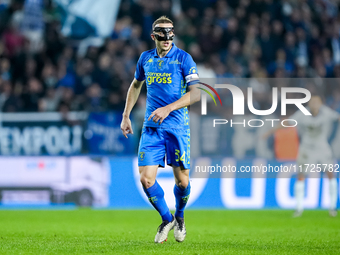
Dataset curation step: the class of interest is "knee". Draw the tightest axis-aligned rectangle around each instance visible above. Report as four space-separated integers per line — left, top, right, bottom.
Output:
177 178 189 189
140 174 155 189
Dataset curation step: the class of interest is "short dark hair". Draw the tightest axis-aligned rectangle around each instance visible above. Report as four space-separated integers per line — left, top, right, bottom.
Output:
152 16 173 30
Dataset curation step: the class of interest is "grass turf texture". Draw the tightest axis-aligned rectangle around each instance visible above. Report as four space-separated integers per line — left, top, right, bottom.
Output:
0 210 339 254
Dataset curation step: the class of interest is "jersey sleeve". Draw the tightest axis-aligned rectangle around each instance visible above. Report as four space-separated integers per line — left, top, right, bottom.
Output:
325 107 340 121
182 54 199 86
134 53 146 81
290 110 304 124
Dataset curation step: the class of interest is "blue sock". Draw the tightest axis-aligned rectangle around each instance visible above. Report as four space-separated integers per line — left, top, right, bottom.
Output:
143 180 172 222
174 182 191 218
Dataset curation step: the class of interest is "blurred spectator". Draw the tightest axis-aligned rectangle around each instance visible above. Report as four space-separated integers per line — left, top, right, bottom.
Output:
22 77 43 111
267 49 294 76
108 91 125 111
284 31 296 63
1 79 21 112
85 83 106 112
0 0 24 35
259 24 273 64
295 27 309 67
41 62 57 88
74 58 93 94
92 53 112 90
39 87 59 112
327 24 340 65
221 17 243 50
3 21 25 57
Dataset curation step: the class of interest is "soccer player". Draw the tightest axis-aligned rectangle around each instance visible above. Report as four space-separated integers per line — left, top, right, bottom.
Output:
291 95 340 217
265 95 340 217
120 16 200 243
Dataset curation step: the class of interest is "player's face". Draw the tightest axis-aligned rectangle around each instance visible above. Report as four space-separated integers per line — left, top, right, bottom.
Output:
308 96 322 114
152 23 174 51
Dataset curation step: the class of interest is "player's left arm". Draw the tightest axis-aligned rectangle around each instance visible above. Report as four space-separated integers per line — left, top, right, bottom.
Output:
148 84 201 124
327 107 340 122
149 53 200 124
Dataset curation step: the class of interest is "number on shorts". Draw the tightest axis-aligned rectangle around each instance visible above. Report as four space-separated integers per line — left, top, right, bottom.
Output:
175 149 185 162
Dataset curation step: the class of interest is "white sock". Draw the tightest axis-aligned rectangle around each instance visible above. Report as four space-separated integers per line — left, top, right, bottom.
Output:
329 178 337 211
295 180 305 212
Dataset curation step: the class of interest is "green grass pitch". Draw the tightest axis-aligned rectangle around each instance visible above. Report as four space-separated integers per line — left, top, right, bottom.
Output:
0 209 339 254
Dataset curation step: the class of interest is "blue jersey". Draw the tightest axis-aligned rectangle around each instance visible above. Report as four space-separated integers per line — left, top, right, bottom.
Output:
134 43 199 129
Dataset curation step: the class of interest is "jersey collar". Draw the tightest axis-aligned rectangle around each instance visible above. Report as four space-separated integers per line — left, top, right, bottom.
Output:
153 43 177 58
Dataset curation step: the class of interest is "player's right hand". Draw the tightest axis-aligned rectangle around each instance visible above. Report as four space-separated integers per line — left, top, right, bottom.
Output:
121 117 133 138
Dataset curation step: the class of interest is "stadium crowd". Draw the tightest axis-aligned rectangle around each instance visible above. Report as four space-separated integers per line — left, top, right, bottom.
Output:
0 0 340 113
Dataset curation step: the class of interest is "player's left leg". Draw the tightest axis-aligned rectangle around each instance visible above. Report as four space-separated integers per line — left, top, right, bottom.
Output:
294 149 310 217
293 173 305 217
173 166 190 242
164 128 191 242
320 148 337 217
326 170 337 217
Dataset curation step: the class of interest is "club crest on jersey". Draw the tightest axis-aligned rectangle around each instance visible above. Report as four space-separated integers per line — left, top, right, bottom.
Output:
157 60 164 69
139 152 145 160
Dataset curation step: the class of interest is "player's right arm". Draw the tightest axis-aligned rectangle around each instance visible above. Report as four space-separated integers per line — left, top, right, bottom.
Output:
121 78 145 138
121 52 146 138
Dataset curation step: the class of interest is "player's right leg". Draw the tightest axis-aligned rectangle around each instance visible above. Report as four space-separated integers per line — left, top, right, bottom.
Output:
138 127 175 243
293 173 305 217
139 165 175 243
326 170 337 217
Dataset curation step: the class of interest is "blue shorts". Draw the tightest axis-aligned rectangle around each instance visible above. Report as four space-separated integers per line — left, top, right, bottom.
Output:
138 127 190 169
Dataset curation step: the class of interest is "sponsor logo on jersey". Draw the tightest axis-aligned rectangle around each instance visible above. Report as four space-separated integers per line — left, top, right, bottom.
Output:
146 72 172 84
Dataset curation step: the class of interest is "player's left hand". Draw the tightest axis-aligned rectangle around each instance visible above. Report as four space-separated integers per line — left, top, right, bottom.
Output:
148 106 171 125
